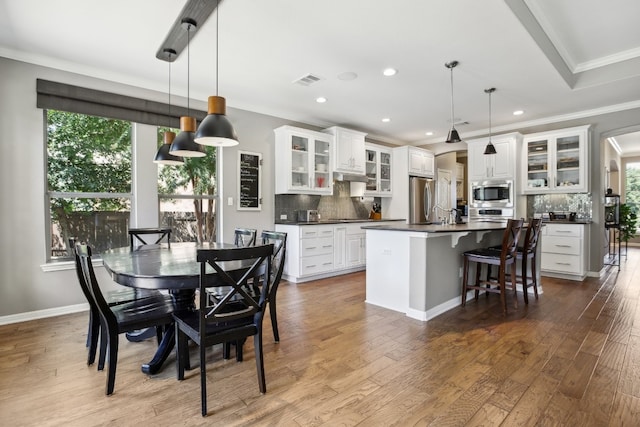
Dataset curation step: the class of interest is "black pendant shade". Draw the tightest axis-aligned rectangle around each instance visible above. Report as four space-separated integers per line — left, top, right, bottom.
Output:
154 131 184 165
194 95 238 147
170 116 205 157
446 128 462 144
483 141 497 155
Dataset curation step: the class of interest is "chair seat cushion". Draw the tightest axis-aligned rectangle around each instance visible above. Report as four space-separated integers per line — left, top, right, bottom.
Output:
464 248 514 262
113 295 175 332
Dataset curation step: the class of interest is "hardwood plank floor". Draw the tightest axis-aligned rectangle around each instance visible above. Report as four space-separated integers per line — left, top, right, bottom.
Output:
1 248 639 426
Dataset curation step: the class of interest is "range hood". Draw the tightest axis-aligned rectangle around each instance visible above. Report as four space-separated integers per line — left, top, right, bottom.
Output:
333 172 367 183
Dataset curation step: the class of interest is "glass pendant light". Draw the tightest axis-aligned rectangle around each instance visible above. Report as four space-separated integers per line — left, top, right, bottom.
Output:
195 0 238 147
445 61 462 143
483 88 497 155
154 49 184 165
170 18 205 157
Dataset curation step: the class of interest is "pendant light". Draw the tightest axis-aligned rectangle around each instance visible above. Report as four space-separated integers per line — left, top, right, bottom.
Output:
445 61 462 143
483 88 497 155
194 0 238 147
170 18 205 157
154 49 184 165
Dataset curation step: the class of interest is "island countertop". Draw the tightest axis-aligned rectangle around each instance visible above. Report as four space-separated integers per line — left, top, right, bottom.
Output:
361 221 508 233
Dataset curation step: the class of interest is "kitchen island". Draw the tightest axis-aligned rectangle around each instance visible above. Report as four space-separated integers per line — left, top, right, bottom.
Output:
361 222 516 321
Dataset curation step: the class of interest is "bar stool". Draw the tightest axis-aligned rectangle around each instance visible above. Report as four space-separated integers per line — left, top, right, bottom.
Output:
461 219 524 315
516 218 543 303
128 227 172 249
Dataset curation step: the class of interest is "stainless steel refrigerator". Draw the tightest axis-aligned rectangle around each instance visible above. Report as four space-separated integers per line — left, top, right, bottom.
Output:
409 176 436 224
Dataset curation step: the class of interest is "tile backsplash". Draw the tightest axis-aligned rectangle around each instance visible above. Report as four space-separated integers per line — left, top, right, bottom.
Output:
526 193 593 220
275 181 377 221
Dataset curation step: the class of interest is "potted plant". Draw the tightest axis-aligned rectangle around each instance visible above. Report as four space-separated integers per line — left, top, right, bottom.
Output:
620 203 638 243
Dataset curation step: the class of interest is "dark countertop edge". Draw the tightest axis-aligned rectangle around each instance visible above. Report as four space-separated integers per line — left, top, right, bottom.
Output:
275 218 406 226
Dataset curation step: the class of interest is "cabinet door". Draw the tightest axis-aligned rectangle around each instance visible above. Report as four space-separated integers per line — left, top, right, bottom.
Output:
365 148 377 192
524 136 551 191
379 150 392 194
312 136 332 191
346 235 362 266
333 226 346 269
467 142 488 181
491 139 513 178
554 133 584 191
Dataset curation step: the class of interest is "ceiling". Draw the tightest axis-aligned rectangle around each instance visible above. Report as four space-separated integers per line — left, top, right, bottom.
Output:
1 0 639 153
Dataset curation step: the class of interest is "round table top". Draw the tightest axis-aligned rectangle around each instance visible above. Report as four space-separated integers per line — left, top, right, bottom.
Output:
101 242 247 290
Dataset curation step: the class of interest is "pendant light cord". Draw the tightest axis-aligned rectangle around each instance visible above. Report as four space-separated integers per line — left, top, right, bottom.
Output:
216 0 219 96
187 22 191 117
450 66 455 126
488 90 491 140
168 59 172 119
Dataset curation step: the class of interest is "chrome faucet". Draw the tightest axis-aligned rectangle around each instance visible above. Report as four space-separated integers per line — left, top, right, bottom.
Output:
432 204 450 224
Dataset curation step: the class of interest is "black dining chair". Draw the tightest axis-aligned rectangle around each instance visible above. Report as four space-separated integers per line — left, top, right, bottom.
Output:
258 231 287 343
234 228 257 247
461 219 524 315
173 244 273 417
128 227 172 249
70 238 163 366
76 244 175 395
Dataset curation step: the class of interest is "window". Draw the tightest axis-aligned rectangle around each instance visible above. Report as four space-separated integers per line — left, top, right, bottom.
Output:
625 162 640 232
157 127 218 243
46 110 132 260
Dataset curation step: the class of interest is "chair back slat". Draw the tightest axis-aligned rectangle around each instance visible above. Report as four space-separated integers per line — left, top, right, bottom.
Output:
524 218 543 254
197 244 273 325
261 231 287 287
500 219 524 263
76 243 118 326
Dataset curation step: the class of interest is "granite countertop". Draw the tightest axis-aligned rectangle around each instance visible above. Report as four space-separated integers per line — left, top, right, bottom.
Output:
275 218 405 226
361 222 508 233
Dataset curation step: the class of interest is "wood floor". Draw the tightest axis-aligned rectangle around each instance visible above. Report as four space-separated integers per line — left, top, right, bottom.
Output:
1 249 640 426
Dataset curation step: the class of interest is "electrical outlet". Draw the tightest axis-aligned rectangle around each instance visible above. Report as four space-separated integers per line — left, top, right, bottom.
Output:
280 214 287 220
227 197 233 206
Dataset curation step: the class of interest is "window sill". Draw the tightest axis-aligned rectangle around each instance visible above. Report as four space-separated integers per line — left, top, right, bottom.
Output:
40 258 103 272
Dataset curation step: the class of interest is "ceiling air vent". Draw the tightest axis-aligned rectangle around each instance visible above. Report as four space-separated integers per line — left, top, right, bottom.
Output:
293 73 322 86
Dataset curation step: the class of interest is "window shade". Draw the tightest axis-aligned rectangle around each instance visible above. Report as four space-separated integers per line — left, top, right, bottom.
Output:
36 79 206 128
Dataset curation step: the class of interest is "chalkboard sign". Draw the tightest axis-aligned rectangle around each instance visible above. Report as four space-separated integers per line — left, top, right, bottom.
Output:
238 151 262 211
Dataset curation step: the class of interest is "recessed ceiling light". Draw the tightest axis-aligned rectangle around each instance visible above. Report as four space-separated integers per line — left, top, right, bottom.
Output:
513 110 524 116
316 97 327 103
383 68 397 77
337 71 358 81
382 118 391 123
425 131 434 136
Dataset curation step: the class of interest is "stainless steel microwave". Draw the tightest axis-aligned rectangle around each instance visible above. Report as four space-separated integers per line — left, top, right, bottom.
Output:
470 179 513 208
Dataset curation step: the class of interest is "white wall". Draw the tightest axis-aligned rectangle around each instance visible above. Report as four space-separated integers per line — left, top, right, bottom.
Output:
0 57 299 318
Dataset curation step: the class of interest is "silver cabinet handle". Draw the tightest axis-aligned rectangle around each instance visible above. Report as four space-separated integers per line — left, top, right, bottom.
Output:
556 262 571 265
557 231 573 233
307 264 316 268
307 246 316 250
554 244 572 247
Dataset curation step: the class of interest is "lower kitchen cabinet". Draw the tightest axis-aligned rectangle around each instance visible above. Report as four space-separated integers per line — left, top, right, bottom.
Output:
275 221 397 283
540 223 588 281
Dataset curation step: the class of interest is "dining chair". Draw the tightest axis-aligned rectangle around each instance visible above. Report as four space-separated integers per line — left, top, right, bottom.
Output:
76 244 175 395
461 219 524 315
259 231 287 343
70 238 163 365
234 228 257 247
128 227 172 249
173 244 273 417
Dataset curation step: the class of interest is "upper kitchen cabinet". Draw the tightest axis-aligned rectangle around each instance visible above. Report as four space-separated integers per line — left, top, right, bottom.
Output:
323 126 366 174
274 125 333 195
466 132 522 182
364 143 392 197
522 125 590 194
393 146 434 178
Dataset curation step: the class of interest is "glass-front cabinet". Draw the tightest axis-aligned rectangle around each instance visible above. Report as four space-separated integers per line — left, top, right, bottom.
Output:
364 143 392 197
522 125 590 194
274 126 332 195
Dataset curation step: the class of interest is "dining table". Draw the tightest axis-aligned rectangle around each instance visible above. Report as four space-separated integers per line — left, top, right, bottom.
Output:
101 241 250 375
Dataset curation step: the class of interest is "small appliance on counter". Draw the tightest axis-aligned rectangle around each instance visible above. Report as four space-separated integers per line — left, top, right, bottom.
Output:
297 209 320 222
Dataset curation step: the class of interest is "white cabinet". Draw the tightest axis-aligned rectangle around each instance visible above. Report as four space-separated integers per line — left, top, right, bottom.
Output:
346 224 366 267
540 223 588 280
466 133 521 181
333 225 347 269
522 125 590 194
323 126 366 174
364 143 392 197
407 147 435 177
274 125 333 195
456 163 465 200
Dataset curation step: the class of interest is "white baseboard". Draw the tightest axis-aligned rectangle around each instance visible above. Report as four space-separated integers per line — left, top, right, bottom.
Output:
0 303 89 326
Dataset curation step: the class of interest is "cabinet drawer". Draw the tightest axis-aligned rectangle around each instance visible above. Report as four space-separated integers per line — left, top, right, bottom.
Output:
544 224 582 238
541 236 581 255
301 254 334 275
300 227 334 239
541 253 581 274
301 236 334 256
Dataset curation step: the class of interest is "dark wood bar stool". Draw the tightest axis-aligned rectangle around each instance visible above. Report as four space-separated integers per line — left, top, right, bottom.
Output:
461 219 524 315
128 227 172 249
